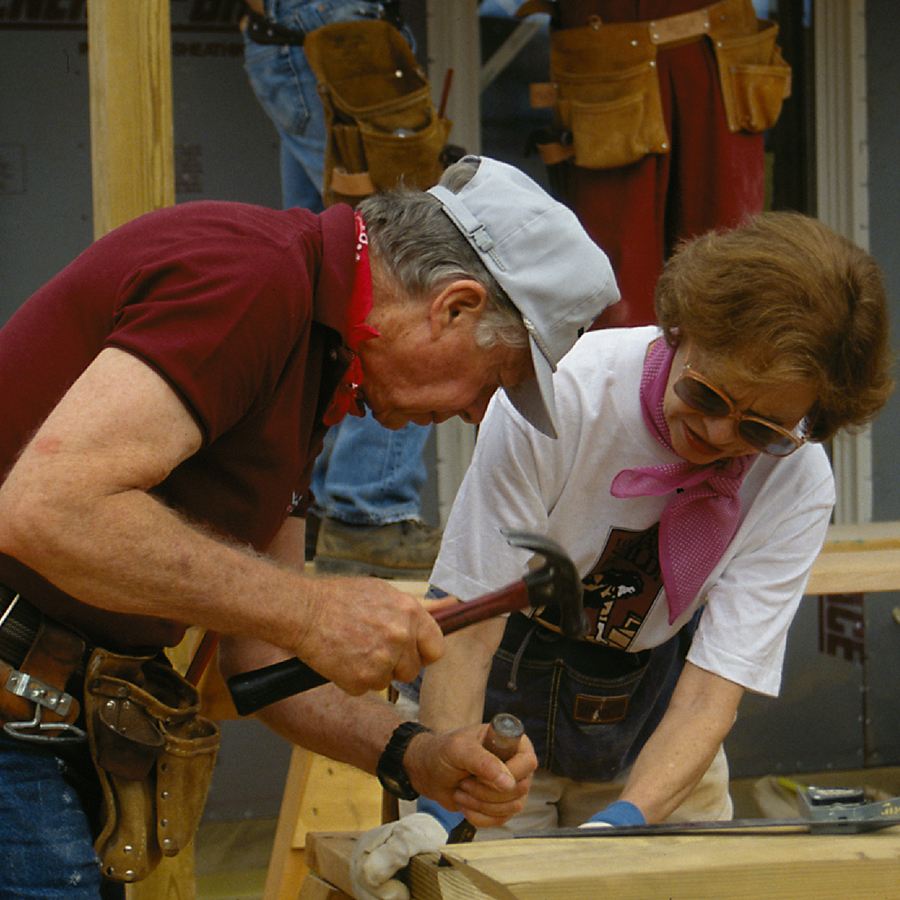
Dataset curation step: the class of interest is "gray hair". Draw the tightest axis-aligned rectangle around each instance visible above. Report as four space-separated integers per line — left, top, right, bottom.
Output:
358 159 528 352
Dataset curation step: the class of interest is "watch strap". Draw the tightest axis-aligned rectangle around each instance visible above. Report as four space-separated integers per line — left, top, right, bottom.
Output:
376 721 431 800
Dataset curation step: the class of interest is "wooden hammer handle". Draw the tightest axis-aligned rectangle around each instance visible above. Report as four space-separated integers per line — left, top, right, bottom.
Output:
430 581 530 634
483 712 525 762
446 713 524 844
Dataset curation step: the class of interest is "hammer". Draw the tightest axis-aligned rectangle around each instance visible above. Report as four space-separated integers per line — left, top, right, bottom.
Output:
227 530 586 716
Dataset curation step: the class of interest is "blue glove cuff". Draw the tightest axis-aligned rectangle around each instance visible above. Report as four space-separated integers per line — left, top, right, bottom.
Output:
416 797 465 833
587 801 646 827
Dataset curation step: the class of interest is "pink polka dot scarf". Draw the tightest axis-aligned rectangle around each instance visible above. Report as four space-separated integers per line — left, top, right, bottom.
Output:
610 338 754 624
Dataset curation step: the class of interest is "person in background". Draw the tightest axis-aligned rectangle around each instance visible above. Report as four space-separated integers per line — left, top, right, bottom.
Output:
528 0 788 328
242 0 441 577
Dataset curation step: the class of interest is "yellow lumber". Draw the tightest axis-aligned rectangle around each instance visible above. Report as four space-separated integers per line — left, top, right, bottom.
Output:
440 831 900 900
88 0 174 239
806 521 900 595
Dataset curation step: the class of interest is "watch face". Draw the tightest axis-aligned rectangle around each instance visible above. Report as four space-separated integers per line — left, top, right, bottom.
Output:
382 775 403 794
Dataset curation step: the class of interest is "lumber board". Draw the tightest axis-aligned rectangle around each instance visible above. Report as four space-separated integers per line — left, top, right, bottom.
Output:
306 834 492 900
306 829 900 900
298 872 355 900
439 831 900 900
290 756 384 846
305 833 359 898
407 852 493 900
806 520 900 595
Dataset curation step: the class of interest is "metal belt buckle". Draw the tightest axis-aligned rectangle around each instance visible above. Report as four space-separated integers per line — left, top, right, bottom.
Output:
3 669 86 744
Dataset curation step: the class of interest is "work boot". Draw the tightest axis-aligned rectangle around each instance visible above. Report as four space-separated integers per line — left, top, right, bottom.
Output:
314 518 442 579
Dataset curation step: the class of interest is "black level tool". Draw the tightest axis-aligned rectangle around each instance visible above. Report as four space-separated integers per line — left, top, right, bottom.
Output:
526 791 900 838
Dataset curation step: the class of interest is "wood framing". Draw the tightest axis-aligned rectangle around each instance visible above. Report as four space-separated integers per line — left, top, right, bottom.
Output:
87 0 174 239
814 0 872 525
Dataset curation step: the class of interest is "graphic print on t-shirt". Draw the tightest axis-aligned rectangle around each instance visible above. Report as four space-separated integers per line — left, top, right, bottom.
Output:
580 523 664 649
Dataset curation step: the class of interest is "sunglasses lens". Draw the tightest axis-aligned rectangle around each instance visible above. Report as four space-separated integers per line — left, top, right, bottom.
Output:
676 371 804 457
738 420 798 457
674 376 731 417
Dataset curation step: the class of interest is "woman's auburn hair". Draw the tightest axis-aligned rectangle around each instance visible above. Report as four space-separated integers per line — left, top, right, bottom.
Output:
655 211 894 442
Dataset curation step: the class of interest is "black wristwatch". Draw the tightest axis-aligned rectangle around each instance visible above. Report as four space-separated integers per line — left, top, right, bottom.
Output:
376 721 431 800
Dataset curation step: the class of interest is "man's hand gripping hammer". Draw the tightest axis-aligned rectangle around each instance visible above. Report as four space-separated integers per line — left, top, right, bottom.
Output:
227 529 587 715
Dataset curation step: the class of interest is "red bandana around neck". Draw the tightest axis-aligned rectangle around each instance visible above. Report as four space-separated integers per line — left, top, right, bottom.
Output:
323 212 379 426
610 338 755 624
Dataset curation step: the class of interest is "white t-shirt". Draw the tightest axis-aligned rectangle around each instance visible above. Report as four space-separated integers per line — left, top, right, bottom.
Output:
431 326 834 697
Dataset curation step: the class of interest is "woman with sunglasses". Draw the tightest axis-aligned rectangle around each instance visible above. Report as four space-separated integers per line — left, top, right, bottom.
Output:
356 211 893 880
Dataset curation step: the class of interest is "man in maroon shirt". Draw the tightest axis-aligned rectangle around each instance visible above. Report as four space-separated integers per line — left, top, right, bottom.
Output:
0 156 618 895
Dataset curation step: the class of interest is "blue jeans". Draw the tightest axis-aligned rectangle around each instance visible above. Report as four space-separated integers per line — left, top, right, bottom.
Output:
0 733 114 900
312 410 430 524
483 612 700 782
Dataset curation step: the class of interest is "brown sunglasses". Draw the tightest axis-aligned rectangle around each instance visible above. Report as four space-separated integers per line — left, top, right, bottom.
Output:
673 355 811 457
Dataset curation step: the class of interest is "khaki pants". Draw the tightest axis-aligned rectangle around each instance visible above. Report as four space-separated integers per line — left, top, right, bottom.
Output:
474 743 732 838
394 692 732 833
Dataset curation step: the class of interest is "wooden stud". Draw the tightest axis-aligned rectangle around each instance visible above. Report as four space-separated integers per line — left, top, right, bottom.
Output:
87 0 174 239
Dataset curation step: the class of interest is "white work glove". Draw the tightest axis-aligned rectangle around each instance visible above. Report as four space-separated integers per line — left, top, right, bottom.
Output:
350 812 450 900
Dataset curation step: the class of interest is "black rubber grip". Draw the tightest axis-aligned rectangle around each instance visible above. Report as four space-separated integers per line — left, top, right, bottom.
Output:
227 657 328 716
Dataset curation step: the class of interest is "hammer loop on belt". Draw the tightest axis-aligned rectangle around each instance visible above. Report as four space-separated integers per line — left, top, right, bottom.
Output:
0 584 88 744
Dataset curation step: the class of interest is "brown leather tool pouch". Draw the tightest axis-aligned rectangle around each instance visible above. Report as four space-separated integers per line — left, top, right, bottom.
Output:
303 19 452 207
535 19 669 170
84 648 220 883
530 0 791 167
710 18 791 133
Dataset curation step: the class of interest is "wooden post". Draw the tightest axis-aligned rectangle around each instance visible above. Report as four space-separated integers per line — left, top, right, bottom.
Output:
87 0 174 239
89 4 179 893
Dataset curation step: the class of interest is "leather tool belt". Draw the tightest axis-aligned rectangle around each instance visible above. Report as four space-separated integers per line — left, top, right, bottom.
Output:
0 584 87 743
0 583 220 884
523 0 792 169
303 18 452 207
85 648 220 883
243 2 404 48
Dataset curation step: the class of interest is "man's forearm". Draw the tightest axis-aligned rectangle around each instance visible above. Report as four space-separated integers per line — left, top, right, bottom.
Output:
0 350 441 694
258 681 404 774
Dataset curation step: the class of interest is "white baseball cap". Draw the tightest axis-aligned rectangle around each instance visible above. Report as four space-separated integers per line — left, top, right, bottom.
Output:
429 156 619 438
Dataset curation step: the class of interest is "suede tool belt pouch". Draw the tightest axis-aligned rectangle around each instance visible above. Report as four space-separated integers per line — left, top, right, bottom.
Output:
529 0 791 169
85 648 220 883
303 19 451 207
711 17 791 133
